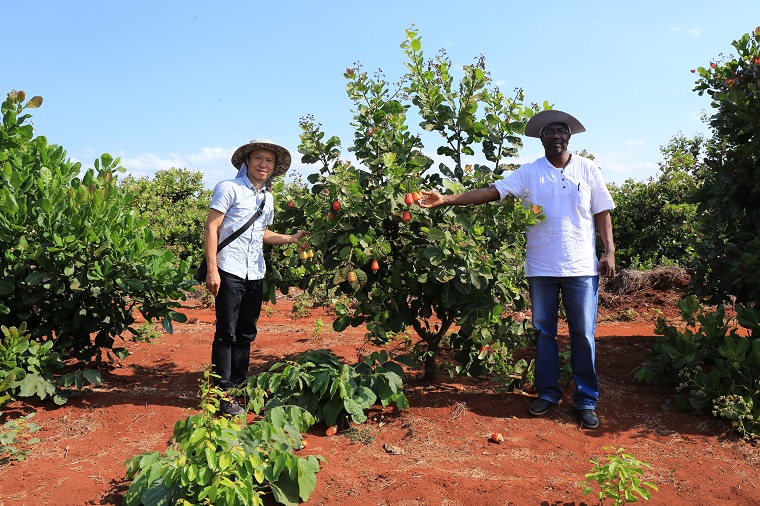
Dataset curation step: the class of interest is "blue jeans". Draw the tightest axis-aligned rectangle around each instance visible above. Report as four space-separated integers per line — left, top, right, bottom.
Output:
211 270 263 391
528 276 599 410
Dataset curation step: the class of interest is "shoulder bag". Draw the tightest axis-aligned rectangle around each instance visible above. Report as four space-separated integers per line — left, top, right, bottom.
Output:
195 196 267 283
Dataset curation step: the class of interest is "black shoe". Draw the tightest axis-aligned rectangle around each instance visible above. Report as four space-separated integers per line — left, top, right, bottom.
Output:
579 409 599 429
220 398 245 416
529 398 555 416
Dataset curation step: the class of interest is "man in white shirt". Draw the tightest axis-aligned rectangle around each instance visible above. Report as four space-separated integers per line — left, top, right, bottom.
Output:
203 139 306 416
420 110 616 429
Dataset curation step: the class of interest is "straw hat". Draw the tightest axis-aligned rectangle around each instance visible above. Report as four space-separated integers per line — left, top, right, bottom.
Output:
231 138 291 177
524 110 586 138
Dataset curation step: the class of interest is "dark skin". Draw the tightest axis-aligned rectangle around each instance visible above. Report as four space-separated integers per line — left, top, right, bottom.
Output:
419 121 616 277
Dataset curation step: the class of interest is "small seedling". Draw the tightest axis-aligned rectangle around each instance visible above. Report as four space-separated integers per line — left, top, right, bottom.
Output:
313 317 324 338
0 412 41 465
583 447 658 505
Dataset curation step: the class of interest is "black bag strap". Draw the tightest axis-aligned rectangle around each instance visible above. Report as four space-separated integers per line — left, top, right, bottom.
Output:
216 193 267 253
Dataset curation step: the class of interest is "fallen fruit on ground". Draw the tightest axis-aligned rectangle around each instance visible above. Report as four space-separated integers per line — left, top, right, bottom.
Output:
325 425 338 437
489 432 504 443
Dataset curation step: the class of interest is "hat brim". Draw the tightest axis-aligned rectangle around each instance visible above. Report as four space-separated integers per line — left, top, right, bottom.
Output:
231 140 291 177
525 110 586 138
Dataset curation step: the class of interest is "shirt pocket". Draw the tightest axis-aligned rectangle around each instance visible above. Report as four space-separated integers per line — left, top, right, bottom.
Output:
576 183 592 211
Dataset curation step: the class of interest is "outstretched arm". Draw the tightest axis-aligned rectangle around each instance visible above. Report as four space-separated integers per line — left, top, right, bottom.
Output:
263 228 308 245
419 187 500 208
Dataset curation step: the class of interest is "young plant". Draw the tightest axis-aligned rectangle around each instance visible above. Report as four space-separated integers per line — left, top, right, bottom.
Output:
132 319 163 342
313 317 324 338
0 412 40 465
123 368 323 506
0 323 101 406
583 447 658 505
242 349 411 427
633 296 760 440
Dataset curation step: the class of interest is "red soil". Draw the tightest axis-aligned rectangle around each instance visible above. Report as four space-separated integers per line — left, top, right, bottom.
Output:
0 295 757 506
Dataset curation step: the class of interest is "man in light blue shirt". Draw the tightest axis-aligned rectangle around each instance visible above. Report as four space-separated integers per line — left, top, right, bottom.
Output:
203 139 306 416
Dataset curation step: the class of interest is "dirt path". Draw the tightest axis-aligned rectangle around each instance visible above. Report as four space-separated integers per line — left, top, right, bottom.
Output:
0 299 757 505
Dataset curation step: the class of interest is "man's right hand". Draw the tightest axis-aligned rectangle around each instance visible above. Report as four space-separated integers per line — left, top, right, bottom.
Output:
205 269 221 298
419 190 444 208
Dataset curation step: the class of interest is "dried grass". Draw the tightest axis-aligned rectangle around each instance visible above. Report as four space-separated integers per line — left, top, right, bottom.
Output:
603 267 689 295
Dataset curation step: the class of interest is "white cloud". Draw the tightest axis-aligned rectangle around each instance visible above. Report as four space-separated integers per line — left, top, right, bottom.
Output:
109 147 233 189
670 26 704 38
594 151 659 184
624 138 648 150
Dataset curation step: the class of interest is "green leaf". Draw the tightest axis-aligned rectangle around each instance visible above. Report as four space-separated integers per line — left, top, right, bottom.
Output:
343 397 368 423
24 271 44 286
0 280 14 296
298 457 319 501
27 96 43 108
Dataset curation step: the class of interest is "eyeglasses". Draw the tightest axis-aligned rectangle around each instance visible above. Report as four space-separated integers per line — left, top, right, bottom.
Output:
540 127 570 138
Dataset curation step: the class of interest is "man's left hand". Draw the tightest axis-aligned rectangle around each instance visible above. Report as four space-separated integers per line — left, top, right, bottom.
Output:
599 252 616 278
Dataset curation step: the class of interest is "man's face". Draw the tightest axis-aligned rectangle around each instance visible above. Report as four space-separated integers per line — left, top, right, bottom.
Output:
539 122 571 155
247 148 276 185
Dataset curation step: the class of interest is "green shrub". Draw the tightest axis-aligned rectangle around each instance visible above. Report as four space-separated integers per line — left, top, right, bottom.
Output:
291 27 540 381
691 28 760 304
123 369 323 506
633 295 760 440
119 168 211 266
0 323 101 406
0 90 192 362
607 134 701 270
241 349 412 427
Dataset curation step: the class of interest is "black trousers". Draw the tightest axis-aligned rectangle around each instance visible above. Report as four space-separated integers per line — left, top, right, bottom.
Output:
211 270 264 391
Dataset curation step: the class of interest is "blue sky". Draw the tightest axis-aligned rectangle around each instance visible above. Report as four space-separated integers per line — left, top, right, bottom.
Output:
4 1 759 188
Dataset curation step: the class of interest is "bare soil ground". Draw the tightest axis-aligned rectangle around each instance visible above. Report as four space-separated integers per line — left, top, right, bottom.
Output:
1 270 758 505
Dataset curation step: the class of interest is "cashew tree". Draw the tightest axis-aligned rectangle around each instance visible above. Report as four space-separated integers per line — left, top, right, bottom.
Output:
289 28 546 380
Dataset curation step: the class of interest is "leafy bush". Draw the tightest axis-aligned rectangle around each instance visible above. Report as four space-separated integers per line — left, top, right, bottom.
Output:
607 134 701 270
291 28 543 380
633 295 760 440
0 323 100 406
119 168 212 266
691 28 760 304
0 90 192 362
241 349 412 427
448 319 535 392
123 369 323 506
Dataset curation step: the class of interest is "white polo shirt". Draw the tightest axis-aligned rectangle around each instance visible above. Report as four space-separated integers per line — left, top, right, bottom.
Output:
491 155 615 277
209 176 274 280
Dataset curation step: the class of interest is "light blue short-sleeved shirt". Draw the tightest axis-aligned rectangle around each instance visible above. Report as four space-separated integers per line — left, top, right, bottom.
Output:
209 176 274 280
491 155 615 277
